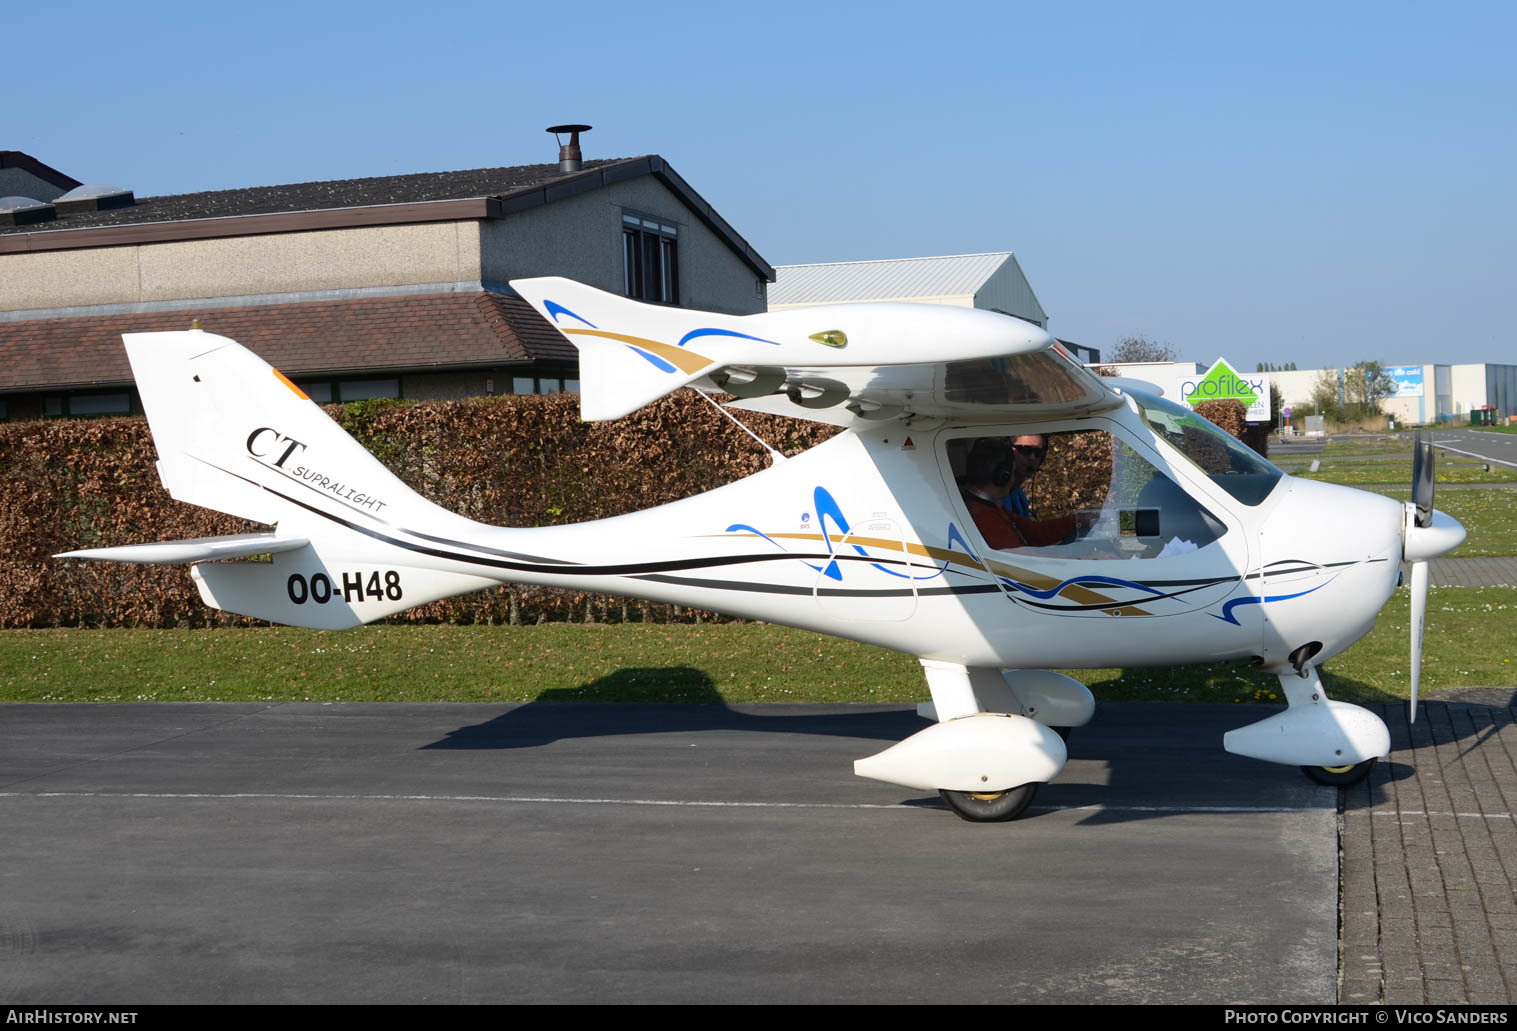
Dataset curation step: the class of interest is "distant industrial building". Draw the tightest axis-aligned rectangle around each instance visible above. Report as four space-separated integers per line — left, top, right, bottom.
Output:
1103 360 1517 426
769 252 1100 364
1270 364 1517 425
0 131 773 420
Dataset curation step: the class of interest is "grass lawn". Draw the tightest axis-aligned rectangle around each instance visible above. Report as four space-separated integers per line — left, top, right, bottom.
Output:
1274 438 1517 484
1282 457 1517 485
1320 439 1414 457
3 586 1512 707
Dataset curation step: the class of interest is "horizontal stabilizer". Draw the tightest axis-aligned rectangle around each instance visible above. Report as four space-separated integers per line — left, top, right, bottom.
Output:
56 534 310 565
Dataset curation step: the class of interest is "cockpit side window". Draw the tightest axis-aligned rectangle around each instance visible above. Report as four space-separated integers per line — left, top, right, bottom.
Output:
1132 393 1283 506
947 429 1225 560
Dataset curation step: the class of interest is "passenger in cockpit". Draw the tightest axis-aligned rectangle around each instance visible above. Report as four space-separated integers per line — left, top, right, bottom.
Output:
1003 433 1049 520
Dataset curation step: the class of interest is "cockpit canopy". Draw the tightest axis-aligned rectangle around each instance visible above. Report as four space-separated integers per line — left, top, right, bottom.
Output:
1132 393 1283 506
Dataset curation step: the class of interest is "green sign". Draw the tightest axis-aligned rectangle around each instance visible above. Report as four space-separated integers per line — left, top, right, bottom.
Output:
1178 359 1269 422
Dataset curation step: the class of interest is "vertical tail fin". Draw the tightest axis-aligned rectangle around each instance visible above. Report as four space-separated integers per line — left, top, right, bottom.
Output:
76 330 503 629
125 329 430 528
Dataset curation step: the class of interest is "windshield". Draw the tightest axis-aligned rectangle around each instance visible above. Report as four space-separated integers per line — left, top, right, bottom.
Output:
1133 393 1282 506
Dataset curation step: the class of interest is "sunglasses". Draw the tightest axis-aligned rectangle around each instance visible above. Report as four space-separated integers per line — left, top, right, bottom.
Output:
1012 445 1046 460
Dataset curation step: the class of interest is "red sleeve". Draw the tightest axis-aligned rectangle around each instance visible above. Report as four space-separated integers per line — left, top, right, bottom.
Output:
1010 513 1077 548
968 497 1025 549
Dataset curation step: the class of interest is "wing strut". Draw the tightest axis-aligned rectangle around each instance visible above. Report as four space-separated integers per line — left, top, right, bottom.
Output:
688 387 787 465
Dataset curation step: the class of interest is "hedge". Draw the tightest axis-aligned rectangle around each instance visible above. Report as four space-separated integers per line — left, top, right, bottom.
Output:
4 394 1259 628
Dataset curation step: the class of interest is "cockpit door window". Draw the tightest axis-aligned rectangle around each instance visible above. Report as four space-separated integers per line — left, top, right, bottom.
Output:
945 429 1226 561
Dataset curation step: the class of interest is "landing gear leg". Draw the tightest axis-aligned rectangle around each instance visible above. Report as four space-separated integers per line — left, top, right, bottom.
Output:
855 662 1066 823
1222 666 1390 784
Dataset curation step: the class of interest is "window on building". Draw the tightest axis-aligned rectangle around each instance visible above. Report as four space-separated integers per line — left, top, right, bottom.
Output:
511 375 579 395
42 393 133 418
294 380 401 403
623 211 679 304
67 393 133 416
337 379 401 402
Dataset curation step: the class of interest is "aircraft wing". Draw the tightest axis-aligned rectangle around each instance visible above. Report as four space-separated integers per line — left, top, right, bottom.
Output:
510 277 1122 424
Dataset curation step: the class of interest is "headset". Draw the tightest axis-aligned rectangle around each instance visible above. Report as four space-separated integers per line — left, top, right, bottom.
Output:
967 438 1016 488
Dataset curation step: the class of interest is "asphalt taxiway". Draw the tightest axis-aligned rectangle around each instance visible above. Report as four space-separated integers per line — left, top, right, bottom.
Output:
0 701 1339 1004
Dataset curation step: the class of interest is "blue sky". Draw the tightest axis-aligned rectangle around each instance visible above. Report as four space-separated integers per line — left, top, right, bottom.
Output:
12 0 1515 369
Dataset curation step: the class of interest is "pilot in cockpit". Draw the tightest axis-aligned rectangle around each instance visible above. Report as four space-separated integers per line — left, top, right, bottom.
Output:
960 437 1079 550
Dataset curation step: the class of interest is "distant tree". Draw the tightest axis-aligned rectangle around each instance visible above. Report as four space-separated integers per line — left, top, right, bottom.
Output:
1343 360 1397 415
1308 369 1343 421
1110 335 1178 363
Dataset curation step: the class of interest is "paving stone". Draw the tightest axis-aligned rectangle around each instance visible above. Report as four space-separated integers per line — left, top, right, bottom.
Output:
1339 700 1517 1005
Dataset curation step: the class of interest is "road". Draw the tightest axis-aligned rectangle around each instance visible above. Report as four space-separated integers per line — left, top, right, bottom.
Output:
0 702 1338 1004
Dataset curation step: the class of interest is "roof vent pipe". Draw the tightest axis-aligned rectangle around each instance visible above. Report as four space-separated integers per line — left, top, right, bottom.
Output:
546 124 592 173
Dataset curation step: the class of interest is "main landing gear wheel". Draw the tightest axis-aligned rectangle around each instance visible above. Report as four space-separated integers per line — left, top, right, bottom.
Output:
939 783 1039 823
1301 757 1377 787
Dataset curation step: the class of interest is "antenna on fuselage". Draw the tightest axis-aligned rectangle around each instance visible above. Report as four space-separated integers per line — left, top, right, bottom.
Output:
688 388 787 466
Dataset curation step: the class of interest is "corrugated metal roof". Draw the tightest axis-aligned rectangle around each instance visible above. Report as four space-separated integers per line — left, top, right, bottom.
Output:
769 252 1015 306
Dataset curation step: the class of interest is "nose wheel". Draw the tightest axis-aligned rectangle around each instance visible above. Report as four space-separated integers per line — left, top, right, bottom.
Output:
1301 758 1376 787
939 783 1039 822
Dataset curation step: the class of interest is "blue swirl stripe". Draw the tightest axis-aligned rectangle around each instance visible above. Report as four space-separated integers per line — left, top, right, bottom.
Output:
676 327 784 349
813 487 851 581
544 300 596 328
946 523 981 564
1212 583 1327 625
627 347 677 373
726 522 827 576
724 524 793 551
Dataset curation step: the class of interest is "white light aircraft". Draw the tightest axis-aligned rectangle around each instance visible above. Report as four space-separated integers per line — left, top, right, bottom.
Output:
58 278 1466 821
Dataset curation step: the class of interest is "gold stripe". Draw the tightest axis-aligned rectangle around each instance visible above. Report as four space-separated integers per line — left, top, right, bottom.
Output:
721 532 986 572
563 329 714 375
272 368 308 400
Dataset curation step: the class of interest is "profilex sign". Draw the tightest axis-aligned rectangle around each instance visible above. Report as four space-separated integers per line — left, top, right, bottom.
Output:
1179 359 1269 423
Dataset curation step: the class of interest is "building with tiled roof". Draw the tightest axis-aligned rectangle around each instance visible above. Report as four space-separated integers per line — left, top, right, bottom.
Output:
0 136 774 418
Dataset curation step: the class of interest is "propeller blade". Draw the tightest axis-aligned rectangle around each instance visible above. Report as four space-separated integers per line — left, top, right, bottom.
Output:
1409 559 1428 724
1414 436 1435 529
1412 430 1423 497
